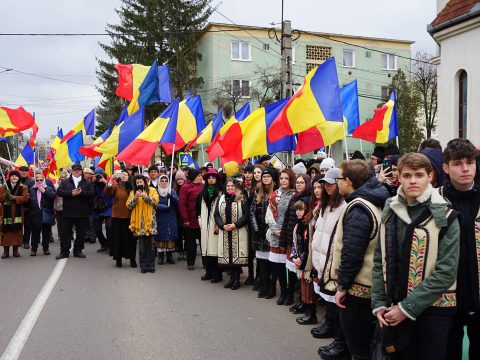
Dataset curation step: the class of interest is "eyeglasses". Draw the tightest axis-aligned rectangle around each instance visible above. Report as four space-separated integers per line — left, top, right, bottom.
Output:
35 179 44 182
296 181 305 185
334 177 346 183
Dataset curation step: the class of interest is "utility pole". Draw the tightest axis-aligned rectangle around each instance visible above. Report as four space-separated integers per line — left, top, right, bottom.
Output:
280 20 293 99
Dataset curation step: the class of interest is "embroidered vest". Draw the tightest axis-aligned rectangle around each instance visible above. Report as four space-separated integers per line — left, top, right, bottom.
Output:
380 209 458 308
323 197 382 298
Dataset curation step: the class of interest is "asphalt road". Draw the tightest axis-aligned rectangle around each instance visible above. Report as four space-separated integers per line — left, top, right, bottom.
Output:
0 236 328 360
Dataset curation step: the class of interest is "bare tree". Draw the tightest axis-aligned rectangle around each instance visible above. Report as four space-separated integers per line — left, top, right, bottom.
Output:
211 80 243 119
250 65 281 107
411 51 438 138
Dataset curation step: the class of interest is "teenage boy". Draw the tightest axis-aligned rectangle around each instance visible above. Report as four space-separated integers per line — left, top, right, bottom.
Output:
442 139 480 360
323 159 389 360
372 152 459 359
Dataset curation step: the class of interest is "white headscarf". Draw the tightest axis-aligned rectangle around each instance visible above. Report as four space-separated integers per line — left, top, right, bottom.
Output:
158 175 170 197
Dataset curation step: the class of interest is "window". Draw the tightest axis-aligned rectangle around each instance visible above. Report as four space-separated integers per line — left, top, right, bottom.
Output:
459 70 468 138
231 41 251 61
306 63 317 74
381 53 397 70
343 50 355 67
366 51 371 58
263 43 269 51
291 44 296 64
231 80 250 98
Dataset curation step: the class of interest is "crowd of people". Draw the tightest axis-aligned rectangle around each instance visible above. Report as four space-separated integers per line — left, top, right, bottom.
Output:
0 137 478 360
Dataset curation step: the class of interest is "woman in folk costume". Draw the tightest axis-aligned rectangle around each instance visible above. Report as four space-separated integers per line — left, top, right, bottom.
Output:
197 169 223 283
155 174 178 265
214 178 249 290
280 173 312 310
126 175 159 273
0 169 29 258
265 169 296 305
105 171 136 268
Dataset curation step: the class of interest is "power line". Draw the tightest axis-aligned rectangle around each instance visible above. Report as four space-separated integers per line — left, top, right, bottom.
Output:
0 29 249 36
0 66 96 87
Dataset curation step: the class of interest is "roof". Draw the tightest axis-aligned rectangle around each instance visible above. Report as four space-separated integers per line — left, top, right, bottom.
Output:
431 0 480 28
199 22 414 45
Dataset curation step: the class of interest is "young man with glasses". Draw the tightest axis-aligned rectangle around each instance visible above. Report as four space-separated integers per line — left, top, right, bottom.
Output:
323 159 389 360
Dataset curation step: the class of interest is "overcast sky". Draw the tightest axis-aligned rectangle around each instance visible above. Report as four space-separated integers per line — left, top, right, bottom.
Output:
0 0 438 138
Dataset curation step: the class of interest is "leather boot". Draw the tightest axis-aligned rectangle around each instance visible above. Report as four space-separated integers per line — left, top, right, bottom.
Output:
318 339 349 359
291 299 306 314
265 283 276 299
166 252 175 264
158 252 164 265
244 275 254 285
230 272 240 290
12 246 20 257
311 321 334 339
296 304 318 325
284 286 295 306
276 289 288 305
2 246 10 259
130 259 137 268
116 259 122 267
224 273 235 288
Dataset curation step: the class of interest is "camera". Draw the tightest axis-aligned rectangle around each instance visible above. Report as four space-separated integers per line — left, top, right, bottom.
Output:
137 185 144 191
96 174 102 181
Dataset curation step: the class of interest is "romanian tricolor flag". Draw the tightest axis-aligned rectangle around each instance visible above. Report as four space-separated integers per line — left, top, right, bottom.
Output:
62 109 95 143
173 96 206 150
28 121 39 147
16 142 35 167
0 106 36 136
79 125 112 158
47 128 63 162
219 98 295 164
117 99 180 166
125 61 173 114
268 58 343 142
53 131 85 170
206 103 250 161
115 63 150 101
341 80 360 134
94 107 145 165
185 110 223 151
352 90 398 143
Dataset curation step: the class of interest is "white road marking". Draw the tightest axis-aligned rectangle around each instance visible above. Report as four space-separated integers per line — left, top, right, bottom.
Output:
1 258 67 360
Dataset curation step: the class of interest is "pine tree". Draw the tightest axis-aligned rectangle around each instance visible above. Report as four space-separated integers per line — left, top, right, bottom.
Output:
388 69 424 152
96 0 212 135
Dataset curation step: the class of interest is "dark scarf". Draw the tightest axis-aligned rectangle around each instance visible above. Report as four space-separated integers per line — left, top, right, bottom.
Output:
3 182 23 232
119 181 132 193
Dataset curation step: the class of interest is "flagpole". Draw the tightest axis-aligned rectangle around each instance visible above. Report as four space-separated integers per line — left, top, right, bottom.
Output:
200 144 205 165
5 139 12 162
342 122 349 161
168 144 176 207
359 139 363 155
396 136 400 149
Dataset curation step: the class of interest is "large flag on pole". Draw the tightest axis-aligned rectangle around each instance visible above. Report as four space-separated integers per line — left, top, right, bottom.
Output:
352 90 398 143
0 106 36 136
174 96 206 149
117 99 180 165
185 110 223 151
268 58 343 142
62 109 95 143
16 142 35 167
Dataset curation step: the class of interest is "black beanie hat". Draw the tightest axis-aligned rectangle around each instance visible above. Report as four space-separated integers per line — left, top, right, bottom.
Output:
148 165 159 173
351 150 366 160
243 164 254 173
384 143 400 156
372 146 386 160
187 168 200 181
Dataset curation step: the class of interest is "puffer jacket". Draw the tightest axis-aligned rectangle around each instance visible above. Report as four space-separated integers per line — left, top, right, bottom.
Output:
311 202 347 274
250 189 270 252
178 180 203 229
337 177 389 290
265 188 294 248
279 190 311 248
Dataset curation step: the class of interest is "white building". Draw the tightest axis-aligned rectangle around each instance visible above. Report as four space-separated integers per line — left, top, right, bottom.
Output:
428 0 480 146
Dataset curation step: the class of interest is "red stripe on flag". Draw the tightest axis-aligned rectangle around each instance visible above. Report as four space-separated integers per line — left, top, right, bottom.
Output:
114 64 134 101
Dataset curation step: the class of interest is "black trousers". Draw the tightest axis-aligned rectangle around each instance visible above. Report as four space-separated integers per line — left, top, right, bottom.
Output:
60 217 88 255
339 295 374 360
93 216 112 248
447 312 480 360
184 228 200 266
270 261 287 291
325 301 346 342
257 259 272 293
203 255 220 278
393 312 453 360
176 226 184 253
31 224 52 251
22 213 31 245
138 235 155 271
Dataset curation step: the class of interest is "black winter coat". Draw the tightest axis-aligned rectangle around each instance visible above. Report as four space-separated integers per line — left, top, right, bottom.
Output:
279 190 311 248
249 190 270 252
57 176 95 218
337 177 389 290
28 186 56 229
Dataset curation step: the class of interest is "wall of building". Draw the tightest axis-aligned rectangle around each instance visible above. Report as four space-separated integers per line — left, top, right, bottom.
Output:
433 18 480 146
